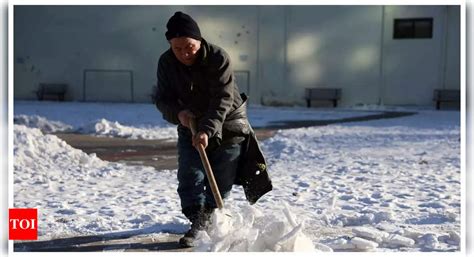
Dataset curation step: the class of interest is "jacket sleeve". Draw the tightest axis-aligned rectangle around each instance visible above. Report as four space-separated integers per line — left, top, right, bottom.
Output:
198 51 234 138
155 57 182 125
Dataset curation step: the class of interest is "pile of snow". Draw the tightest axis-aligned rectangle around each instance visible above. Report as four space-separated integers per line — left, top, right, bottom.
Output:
78 119 177 140
13 114 178 140
14 124 118 179
194 204 328 252
14 101 178 140
14 114 73 133
14 124 184 238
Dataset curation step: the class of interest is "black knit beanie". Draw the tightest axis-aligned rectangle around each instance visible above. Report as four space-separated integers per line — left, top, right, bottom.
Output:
165 11 202 41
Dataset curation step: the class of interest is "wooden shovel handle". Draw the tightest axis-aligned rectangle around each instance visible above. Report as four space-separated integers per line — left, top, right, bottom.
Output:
189 119 224 209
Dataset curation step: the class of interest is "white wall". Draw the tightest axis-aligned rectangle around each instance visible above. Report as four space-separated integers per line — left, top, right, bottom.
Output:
381 6 452 105
14 5 460 106
284 6 383 106
15 6 173 102
256 6 288 105
14 6 260 103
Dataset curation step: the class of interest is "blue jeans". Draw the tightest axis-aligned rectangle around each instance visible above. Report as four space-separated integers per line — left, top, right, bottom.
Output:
177 126 242 210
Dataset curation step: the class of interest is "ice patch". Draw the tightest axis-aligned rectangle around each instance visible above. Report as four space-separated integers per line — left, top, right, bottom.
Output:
335 211 394 226
194 204 327 252
352 226 389 243
402 227 425 240
351 237 379 250
327 238 355 250
419 233 439 250
327 236 378 251
384 234 415 247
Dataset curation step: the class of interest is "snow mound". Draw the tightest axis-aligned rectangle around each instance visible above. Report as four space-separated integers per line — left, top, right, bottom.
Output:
78 119 177 140
353 226 389 243
14 114 73 133
385 234 416 247
194 204 329 252
14 124 123 179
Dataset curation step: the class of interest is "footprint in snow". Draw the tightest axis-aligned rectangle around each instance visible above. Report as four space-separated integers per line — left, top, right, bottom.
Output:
418 202 446 209
297 181 310 188
339 194 353 201
359 197 379 204
56 209 76 215
394 193 414 199
395 203 412 209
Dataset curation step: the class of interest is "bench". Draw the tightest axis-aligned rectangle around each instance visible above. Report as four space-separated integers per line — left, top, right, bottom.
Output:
305 88 342 107
433 89 460 110
36 83 67 101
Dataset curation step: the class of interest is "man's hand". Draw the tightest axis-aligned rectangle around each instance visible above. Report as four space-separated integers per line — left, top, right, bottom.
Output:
178 110 208 149
178 109 195 129
192 131 209 149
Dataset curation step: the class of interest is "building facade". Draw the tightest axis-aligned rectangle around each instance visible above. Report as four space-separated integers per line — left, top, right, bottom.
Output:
14 5 460 106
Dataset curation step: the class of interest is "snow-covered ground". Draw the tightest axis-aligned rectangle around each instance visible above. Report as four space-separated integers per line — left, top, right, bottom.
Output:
13 101 460 252
14 100 380 139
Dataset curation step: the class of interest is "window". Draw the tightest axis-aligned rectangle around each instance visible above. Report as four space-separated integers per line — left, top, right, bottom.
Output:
393 18 433 39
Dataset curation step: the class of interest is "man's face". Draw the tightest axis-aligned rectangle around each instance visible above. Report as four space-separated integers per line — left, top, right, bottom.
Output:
169 37 201 66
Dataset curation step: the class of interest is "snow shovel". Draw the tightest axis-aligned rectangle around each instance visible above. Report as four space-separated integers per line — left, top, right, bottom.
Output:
189 119 225 209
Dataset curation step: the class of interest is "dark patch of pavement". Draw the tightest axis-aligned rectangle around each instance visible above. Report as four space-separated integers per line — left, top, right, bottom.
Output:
14 233 191 252
55 111 415 171
254 111 416 129
55 129 276 171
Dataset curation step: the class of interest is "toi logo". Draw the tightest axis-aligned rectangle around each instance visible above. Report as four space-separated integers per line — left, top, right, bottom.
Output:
9 208 38 240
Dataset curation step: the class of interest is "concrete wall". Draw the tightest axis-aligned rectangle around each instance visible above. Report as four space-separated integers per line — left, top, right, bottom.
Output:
15 6 172 102
14 5 460 106
283 6 383 106
256 6 287 105
444 6 461 90
14 5 259 103
381 6 459 106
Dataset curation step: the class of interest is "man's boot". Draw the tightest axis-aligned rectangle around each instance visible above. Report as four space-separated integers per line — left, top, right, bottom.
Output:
202 204 216 227
179 205 214 247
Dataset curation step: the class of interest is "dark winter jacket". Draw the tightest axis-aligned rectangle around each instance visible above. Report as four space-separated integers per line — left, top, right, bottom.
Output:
155 38 243 146
231 94 273 204
155 38 272 204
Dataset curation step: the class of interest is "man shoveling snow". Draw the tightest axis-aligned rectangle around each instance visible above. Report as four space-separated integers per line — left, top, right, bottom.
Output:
154 11 272 247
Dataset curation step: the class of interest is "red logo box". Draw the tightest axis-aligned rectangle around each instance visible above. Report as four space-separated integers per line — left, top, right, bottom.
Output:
9 208 38 240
